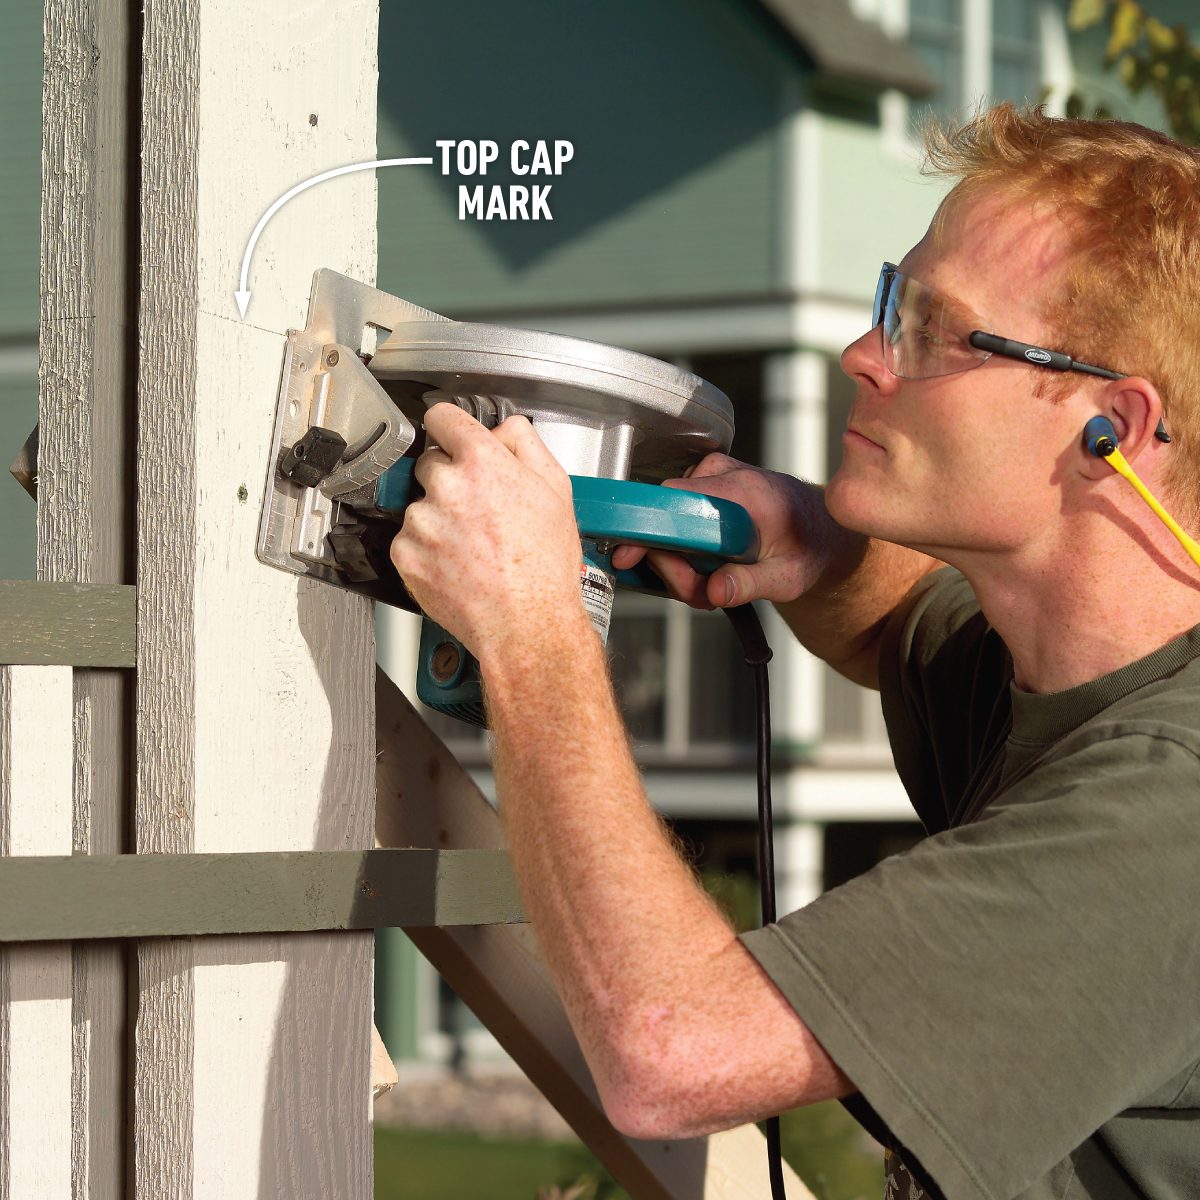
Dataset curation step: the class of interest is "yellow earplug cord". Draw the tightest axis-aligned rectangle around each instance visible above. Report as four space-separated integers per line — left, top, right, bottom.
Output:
1102 445 1200 569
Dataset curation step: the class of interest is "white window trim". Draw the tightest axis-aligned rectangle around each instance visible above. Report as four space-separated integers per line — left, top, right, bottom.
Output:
1038 0 1074 116
962 0 993 109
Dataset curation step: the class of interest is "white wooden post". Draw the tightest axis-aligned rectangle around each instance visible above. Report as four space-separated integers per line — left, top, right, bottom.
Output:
134 3 378 1195
763 349 827 755
0 667 74 1200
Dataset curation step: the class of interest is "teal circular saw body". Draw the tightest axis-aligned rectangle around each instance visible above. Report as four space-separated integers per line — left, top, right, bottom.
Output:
376 459 759 727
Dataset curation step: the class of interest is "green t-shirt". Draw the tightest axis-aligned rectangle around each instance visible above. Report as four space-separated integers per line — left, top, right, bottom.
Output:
740 568 1200 1200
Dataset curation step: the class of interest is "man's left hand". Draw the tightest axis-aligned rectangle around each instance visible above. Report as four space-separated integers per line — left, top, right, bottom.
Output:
389 403 587 666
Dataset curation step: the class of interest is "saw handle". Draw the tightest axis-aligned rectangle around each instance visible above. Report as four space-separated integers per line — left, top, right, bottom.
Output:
376 459 759 589
570 475 758 586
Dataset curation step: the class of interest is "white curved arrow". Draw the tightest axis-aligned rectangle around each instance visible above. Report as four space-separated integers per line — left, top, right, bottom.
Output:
235 156 434 319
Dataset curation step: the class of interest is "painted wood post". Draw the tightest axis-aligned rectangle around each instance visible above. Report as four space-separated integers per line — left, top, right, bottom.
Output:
133 2 379 1195
38 0 139 1193
0 667 74 1200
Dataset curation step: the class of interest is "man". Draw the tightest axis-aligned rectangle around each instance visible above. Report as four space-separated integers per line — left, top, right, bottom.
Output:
391 106 1200 1199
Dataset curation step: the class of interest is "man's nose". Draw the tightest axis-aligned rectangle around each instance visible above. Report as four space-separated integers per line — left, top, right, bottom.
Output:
839 327 898 395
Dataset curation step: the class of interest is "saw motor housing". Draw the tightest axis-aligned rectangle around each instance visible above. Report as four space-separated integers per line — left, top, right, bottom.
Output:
257 270 757 726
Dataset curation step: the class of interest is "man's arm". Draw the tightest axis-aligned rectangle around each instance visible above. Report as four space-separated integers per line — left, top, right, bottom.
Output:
391 408 854 1137
482 617 854 1139
613 456 940 689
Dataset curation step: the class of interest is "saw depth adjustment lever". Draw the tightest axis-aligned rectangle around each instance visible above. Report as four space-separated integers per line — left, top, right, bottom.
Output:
257 270 758 727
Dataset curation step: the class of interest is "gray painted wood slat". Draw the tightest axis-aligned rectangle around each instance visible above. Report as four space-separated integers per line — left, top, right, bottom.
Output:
0 581 135 666
37 3 139 1187
0 849 523 941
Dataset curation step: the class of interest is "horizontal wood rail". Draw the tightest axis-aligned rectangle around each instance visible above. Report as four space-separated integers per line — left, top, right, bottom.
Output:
0 848 523 940
0 580 135 666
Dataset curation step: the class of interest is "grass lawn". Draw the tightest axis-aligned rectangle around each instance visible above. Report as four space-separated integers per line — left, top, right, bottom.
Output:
779 1102 885 1200
374 1102 883 1200
374 1127 626 1199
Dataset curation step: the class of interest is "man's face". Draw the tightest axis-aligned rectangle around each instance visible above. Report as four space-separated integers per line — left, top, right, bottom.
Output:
827 191 1093 563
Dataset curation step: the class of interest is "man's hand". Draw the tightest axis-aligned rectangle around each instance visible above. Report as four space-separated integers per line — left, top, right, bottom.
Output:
611 453 847 610
612 454 939 686
389 404 587 666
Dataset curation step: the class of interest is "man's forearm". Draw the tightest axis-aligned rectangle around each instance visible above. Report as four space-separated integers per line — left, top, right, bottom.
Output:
481 614 738 1119
388 411 855 1134
479 610 854 1137
774 482 940 687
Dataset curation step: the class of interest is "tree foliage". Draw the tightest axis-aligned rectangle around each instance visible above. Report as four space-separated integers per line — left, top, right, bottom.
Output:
1067 0 1200 143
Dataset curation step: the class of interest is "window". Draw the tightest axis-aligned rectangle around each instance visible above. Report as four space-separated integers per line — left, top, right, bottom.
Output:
605 350 765 764
823 820 925 890
823 664 890 748
907 0 1042 123
608 593 757 764
909 0 965 121
421 591 759 765
990 0 1040 108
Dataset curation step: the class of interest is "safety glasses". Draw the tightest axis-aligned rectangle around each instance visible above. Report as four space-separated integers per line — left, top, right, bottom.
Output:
871 263 1170 441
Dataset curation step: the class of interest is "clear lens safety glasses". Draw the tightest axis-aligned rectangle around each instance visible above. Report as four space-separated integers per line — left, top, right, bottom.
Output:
869 263 1162 424
871 262 993 380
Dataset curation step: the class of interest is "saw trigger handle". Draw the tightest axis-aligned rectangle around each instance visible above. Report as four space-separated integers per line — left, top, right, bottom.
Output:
375 459 759 585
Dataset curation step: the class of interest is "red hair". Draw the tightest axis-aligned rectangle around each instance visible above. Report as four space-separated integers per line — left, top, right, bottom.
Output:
923 104 1200 519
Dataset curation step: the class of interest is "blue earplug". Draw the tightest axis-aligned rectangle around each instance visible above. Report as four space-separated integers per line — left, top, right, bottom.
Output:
1083 416 1118 458
1081 415 1200 569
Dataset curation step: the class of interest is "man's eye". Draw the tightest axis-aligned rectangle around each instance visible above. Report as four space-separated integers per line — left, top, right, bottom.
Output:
916 321 961 350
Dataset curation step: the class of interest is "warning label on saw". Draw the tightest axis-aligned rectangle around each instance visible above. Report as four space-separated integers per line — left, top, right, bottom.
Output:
437 139 574 221
579 561 615 646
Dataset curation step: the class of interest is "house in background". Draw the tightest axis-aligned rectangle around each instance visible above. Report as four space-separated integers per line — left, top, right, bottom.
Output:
0 0 1189 1069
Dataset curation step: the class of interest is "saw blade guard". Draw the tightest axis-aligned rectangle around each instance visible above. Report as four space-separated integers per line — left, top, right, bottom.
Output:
367 318 734 483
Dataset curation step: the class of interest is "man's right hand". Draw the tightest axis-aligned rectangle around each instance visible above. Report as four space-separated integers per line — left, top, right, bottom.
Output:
612 453 941 688
611 453 849 610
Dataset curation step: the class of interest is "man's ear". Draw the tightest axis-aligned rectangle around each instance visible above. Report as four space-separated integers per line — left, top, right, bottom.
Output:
1103 377 1164 464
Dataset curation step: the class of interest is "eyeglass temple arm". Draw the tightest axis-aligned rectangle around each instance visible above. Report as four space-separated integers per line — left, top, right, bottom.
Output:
968 331 1171 443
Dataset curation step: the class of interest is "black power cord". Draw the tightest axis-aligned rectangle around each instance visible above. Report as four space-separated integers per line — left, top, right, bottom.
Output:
723 602 788 1200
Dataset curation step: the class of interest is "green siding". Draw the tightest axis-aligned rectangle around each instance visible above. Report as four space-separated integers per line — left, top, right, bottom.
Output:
0 2 42 338
0 1 41 580
376 0 797 315
815 116 949 302
0 371 38 580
